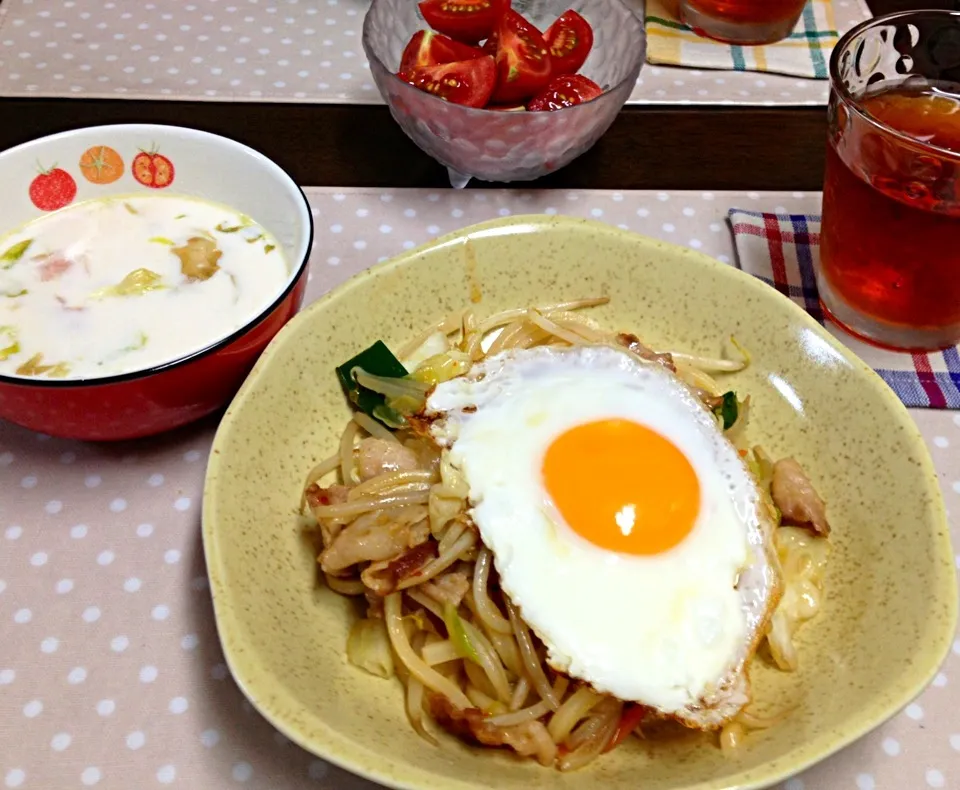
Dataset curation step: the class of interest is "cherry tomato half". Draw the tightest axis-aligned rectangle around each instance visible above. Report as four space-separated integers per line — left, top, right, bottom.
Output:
544 10 594 76
398 56 497 108
400 30 485 72
491 8 552 104
418 0 510 45
526 74 602 111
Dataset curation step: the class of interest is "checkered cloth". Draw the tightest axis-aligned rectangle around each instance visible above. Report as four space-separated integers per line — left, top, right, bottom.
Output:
644 0 838 79
729 210 960 409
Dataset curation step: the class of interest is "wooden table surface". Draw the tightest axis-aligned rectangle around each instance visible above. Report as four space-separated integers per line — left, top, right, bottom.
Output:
0 0 953 190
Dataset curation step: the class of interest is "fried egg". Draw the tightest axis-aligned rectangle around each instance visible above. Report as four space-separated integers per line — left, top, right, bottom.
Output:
425 345 781 728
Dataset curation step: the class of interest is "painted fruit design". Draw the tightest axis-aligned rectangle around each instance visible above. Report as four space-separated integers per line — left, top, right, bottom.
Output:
29 164 78 212
78 145 124 185
132 148 175 189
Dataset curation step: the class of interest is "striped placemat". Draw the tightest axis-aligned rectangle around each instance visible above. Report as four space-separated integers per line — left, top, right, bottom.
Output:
730 209 960 409
644 0 839 79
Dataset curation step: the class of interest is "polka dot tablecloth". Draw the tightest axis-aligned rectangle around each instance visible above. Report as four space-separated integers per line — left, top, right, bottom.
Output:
0 0 871 106
1 188 958 790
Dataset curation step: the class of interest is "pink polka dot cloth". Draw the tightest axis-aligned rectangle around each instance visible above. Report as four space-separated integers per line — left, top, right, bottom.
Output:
0 0 870 105
1 188 957 790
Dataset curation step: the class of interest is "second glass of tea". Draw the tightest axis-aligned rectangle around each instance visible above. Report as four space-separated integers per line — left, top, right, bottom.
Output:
679 0 809 45
819 11 960 351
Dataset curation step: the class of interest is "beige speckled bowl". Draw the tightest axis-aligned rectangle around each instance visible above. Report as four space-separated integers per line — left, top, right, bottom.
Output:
202 216 957 790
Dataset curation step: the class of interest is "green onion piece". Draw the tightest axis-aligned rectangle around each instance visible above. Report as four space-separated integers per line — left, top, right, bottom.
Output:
124 332 149 352
15 353 68 377
0 325 19 361
385 393 427 417
354 368 430 399
1 239 32 268
4 289 28 298
443 603 481 665
148 236 175 246
336 340 409 426
264 244 276 254
372 403 407 429
173 213 187 219
124 203 139 215
715 391 739 430
214 222 244 233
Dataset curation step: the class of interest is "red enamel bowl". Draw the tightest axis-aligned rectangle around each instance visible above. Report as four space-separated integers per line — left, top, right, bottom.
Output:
0 124 314 441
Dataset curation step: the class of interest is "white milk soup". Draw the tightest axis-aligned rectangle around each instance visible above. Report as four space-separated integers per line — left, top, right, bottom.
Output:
0 195 290 380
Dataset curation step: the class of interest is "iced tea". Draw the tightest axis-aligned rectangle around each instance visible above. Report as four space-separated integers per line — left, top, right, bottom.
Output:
819 86 960 350
680 0 809 45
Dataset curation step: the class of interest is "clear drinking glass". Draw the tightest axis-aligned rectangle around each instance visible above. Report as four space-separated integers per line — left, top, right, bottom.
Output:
362 0 645 188
678 0 809 46
818 11 960 351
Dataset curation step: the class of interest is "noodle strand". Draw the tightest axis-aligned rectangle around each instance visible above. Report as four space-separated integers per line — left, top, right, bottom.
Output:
384 593 472 710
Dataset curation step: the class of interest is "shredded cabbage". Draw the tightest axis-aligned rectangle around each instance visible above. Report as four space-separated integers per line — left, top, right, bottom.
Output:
91 268 165 299
346 618 395 679
402 330 450 372
410 350 471 387
766 527 831 670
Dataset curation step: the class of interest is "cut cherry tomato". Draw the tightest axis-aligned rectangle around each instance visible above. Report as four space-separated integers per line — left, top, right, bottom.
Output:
418 0 510 45
527 74 602 111
491 8 552 104
604 704 648 753
398 56 497 108
400 30 485 72
544 10 594 76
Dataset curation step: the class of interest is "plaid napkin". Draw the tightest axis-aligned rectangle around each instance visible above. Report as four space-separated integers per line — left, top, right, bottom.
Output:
729 210 960 409
644 0 838 79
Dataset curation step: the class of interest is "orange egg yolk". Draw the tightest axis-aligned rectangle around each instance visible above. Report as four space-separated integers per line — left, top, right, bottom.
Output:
541 419 700 555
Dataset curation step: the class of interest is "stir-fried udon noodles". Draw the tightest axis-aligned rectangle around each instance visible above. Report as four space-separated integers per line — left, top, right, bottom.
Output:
300 297 832 771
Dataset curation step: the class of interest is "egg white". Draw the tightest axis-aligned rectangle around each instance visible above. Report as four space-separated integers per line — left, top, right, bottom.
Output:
426 345 766 715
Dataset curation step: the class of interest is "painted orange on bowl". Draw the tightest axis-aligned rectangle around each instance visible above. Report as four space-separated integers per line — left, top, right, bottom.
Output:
78 145 124 185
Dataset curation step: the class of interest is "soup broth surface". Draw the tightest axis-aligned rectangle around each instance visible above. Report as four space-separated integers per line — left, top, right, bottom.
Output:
0 195 290 380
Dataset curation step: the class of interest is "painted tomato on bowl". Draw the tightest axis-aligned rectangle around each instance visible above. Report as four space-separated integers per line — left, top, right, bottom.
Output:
29 164 77 212
132 148 175 189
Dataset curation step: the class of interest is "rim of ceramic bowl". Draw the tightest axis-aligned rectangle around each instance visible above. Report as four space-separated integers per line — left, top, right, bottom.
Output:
204 214 957 790
829 9 960 164
361 0 647 115
0 123 315 390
